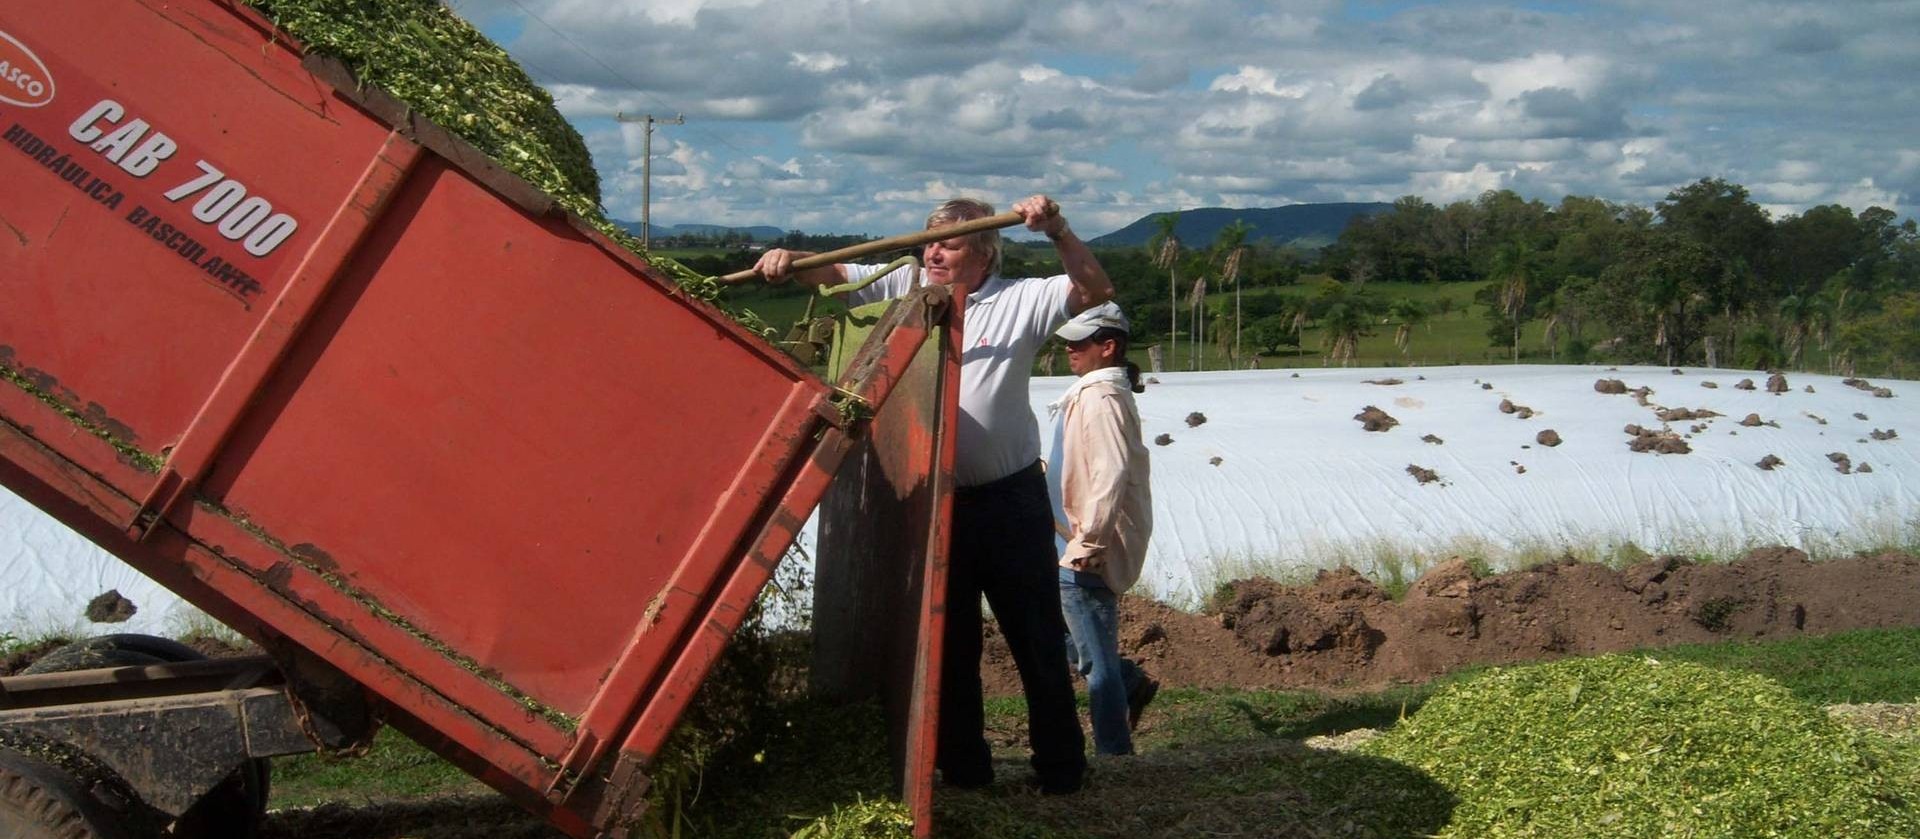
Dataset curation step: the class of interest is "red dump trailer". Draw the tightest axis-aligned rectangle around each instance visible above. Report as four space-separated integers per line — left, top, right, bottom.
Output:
0 2 956 836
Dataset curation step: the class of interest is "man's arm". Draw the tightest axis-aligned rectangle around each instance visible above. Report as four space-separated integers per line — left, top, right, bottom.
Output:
750 249 848 288
1014 195 1114 315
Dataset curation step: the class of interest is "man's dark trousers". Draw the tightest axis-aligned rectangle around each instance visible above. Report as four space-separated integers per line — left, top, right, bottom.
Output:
936 460 1087 791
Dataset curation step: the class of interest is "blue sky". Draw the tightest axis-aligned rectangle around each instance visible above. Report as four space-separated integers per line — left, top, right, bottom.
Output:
447 0 1919 239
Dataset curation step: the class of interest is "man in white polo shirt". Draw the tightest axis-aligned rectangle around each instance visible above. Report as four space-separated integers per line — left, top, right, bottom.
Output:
752 194 1114 794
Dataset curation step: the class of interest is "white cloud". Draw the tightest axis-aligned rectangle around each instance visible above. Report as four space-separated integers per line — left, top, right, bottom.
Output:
790 52 848 73
1209 67 1311 98
465 0 1919 233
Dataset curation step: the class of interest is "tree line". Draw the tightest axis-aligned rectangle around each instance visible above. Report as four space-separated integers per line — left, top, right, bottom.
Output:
1065 179 1918 376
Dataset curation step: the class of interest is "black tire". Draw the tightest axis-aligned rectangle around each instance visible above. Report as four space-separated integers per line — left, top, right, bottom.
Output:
0 748 131 839
16 635 270 838
18 635 203 676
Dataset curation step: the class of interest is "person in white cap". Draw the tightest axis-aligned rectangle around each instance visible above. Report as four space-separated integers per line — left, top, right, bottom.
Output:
1047 301 1157 756
752 195 1112 794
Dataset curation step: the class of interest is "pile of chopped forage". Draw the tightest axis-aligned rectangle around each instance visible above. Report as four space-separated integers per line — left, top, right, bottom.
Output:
246 0 598 213
243 0 747 318
1362 654 1919 838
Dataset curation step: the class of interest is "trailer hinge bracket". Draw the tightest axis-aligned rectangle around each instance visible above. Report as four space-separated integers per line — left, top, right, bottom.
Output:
825 387 873 429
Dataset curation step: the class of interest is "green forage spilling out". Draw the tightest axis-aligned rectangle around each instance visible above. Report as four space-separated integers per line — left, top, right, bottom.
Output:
1363 654 1919 838
242 0 766 335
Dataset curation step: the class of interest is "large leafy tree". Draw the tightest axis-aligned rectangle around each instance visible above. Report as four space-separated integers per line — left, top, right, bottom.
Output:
1769 204 1864 299
1657 178 1772 333
1594 231 1725 366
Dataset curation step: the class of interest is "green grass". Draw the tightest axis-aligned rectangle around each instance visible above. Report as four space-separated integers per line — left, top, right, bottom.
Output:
256 627 1920 837
269 728 485 808
719 284 848 340
1154 279 1552 371
728 273 1559 375
1648 627 1920 705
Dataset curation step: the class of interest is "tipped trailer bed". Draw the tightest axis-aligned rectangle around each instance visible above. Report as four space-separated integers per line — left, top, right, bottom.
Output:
0 2 955 836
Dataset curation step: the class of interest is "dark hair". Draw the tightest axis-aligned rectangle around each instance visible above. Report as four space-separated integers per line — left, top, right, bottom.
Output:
1085 326 1144 393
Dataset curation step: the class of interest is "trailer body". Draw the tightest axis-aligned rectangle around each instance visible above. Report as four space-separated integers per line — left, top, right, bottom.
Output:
0 2 954 835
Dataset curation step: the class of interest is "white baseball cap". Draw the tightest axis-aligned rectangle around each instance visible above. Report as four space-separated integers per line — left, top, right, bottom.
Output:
1055 301 1131 341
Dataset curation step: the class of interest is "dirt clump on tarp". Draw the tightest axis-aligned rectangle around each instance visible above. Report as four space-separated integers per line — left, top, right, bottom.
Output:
1624 424 1690 454
84 590 137 623
981 549 1920 694
1654 406 1719 422
1353 406 1398 432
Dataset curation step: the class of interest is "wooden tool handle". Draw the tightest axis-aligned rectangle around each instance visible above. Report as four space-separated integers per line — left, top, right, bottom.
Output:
717 211 1027 284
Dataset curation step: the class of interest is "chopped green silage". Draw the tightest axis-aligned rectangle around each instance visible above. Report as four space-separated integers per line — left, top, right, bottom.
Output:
1362 654 1920 838
241 0 772 337
244 0 597 212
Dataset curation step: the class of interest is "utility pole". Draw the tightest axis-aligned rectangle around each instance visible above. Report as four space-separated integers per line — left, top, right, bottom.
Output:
614 112 683 249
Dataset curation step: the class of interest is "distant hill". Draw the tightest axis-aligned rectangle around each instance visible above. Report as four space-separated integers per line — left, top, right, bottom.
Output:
615 220 787 242
1089 203 1391 249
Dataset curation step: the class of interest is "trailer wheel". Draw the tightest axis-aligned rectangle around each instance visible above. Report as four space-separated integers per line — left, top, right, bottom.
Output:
0 748 131 839
18 635 203 675
16 634 271 838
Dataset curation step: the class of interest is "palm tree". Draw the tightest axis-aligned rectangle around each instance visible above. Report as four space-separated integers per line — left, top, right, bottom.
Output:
1213 220 1252 366
1776 294 1812 367
1388 298 1430 357
1321 302 1366 366
1187 275 1208 370
1538 276 1591 363
1148 213 1182 370
1489 241 1535 362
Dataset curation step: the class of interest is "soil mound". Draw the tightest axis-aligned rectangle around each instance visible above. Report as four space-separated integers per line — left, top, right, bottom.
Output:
1354 406 1398 432
1624 424 1690 454
981 549 1920 694
84 590 137 623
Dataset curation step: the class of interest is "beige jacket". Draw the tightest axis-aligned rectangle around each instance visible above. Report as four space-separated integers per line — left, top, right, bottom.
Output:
1052 368 1153 593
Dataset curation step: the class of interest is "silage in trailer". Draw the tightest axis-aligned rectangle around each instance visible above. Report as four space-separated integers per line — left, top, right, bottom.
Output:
243 0 756 319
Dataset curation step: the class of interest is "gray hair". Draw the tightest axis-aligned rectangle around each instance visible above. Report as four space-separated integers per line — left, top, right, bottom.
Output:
926 197 1003 279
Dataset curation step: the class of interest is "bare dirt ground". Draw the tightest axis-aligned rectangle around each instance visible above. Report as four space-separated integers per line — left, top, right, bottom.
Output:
10 547 1916 838
983 547 1920 694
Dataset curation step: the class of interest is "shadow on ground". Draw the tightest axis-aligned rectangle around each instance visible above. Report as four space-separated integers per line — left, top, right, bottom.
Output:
936 738 1454 839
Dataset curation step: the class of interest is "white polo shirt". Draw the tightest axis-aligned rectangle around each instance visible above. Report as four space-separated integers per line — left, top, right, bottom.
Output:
844 263 1073 487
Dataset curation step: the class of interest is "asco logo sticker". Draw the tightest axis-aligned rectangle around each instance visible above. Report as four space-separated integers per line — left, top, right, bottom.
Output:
0 30 56 108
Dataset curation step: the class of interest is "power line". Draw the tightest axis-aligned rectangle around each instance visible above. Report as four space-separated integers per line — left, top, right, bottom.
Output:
615 113 685 249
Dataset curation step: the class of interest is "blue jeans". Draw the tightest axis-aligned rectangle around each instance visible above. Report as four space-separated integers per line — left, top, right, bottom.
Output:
1060 568 1144 756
